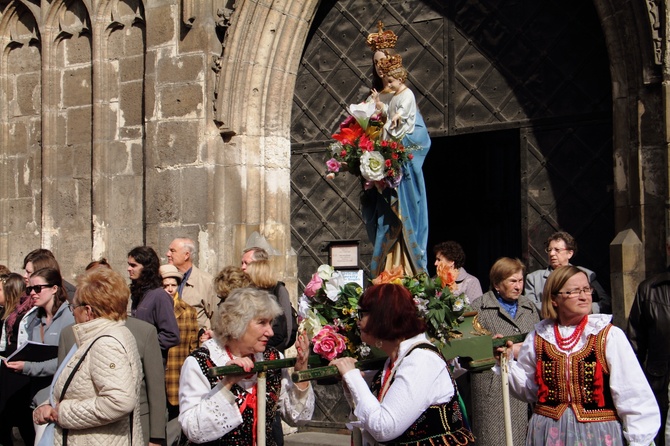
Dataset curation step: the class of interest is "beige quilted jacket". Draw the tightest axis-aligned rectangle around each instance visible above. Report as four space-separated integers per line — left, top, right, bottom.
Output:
54 318 144 446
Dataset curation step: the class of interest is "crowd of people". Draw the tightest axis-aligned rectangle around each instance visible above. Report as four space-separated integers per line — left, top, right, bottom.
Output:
0 230 664 446
0 240 310 446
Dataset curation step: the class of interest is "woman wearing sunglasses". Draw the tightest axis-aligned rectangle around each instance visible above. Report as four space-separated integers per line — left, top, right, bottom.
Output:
3 267 74 444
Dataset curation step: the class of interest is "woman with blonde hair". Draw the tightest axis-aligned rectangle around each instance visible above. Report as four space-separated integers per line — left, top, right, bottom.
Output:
246 260 295 353
0 273 26 325
33 267 143 445
502 265 659 445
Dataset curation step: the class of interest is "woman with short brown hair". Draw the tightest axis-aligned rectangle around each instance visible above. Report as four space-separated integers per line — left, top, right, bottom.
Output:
33 267 143 446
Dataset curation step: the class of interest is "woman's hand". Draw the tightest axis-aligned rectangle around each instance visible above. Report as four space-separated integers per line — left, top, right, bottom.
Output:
493 339 515 365
33 404 58 425
292 332 311 391
329 357 357 376
294 332 309 372
219 356 255 390
5 360 25 372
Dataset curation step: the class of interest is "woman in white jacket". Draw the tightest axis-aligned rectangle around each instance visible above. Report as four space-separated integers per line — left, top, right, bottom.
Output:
33 267 143 446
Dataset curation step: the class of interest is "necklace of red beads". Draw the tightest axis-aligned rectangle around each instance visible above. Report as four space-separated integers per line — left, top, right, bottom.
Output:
553 315 588 351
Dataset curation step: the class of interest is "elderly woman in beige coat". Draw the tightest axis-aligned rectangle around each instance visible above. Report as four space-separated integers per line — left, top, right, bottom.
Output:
33 267 143 446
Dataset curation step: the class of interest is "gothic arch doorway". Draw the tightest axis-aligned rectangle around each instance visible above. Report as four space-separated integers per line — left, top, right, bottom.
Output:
291 0 612 287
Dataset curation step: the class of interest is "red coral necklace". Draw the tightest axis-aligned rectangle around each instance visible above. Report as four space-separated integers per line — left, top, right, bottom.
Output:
554 316 588 351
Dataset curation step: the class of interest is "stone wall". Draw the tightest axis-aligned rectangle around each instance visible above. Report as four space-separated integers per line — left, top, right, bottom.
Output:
0 0 668 302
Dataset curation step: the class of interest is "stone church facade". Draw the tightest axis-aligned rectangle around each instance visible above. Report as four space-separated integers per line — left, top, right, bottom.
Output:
0 0 668 325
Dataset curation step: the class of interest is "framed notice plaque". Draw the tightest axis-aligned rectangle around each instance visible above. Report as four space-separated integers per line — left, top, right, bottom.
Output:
326 240 360 269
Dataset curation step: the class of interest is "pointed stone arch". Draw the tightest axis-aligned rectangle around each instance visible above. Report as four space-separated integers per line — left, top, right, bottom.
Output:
212 0 320 276
0 2 42 262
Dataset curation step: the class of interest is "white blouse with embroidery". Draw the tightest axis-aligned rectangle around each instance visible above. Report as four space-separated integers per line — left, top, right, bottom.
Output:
504 314 660 446
178 338 315 443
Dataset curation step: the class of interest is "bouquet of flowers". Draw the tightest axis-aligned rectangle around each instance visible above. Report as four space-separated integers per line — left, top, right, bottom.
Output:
372 264 472 345
298 265 367 361
299 263 472 361
325 101 413 191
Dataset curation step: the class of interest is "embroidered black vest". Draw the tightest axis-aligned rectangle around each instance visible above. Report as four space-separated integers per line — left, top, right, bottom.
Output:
371 343 475 446
189 346 282 446
534 324 618 422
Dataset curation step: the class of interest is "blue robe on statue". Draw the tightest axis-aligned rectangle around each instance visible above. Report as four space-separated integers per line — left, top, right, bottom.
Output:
363 111 431 277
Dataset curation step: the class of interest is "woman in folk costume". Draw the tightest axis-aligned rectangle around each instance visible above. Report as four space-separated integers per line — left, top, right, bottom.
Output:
178 287 314 445
500 265 659 445
362 22 432 277
330 284 474 446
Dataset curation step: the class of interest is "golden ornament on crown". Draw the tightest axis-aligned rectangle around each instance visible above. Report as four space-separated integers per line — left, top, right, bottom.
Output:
366 21 398 52
375 53 404 77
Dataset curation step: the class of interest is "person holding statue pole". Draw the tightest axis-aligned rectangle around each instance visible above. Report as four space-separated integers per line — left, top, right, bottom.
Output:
178 287 314 445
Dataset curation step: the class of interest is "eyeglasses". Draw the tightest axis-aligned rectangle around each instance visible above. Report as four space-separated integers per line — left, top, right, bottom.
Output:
68 302 88 312
545 247 571 254
556 287 594 298
355 309 369 320
26 284 53 294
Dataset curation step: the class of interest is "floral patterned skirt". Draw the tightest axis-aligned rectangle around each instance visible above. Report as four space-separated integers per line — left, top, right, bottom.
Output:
526 408 624 446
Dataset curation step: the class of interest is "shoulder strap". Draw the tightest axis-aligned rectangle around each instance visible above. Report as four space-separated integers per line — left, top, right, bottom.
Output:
60 334 125 446
378 341 443 401
272 281 285 296
59 334 118 402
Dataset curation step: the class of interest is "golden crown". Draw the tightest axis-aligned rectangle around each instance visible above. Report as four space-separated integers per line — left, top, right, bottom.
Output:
366 21 398 52
375 53 403 77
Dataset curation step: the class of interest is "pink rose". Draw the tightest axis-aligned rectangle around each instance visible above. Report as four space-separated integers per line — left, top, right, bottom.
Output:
326 158 341 173
312 325 347 361
304 273 323 298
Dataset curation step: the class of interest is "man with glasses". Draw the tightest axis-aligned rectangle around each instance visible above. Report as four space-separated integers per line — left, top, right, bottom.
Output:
524 231 611 313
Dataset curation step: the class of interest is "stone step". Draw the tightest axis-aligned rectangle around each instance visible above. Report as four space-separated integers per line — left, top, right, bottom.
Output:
284 431 351 446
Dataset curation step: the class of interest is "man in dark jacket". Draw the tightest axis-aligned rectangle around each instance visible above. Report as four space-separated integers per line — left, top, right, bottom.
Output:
627 270 670 446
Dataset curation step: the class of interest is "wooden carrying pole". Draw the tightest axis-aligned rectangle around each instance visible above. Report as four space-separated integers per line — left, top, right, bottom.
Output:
257 371 266 446
500 347 513 446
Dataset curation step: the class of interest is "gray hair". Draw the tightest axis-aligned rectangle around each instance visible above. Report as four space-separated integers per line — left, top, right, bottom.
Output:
215 287 282 343
178 238 196 255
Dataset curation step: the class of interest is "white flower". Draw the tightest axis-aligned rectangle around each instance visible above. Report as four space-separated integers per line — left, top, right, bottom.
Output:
317 264 335 280
300 308 323 341
360 151 386 181
348 101 376 129
357 344 371 358
453 297 465 312
324 271 347 301
329 141 343 155
414 297 429 315
297 294 311 318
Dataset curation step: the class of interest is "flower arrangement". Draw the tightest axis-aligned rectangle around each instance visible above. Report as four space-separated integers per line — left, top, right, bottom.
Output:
325 101 413 191
299 263 472 361
298 265 367 361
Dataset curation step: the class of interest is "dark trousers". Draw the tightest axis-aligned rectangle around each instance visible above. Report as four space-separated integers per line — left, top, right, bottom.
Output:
272 413 284 446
